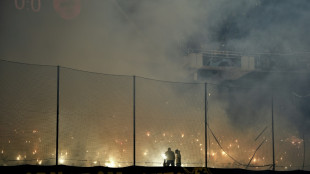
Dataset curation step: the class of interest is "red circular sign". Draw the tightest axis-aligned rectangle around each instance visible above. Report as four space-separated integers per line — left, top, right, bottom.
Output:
53 0 81 20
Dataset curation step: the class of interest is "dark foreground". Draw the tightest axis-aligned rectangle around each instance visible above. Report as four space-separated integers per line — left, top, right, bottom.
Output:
1 165 310 174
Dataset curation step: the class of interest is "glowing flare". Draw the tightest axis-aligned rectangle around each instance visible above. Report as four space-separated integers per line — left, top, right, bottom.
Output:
59 157 65 164
161 153 167 159
105 159 115 167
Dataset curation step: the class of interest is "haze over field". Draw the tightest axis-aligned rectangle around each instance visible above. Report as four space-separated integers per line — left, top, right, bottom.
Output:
0 0 310 170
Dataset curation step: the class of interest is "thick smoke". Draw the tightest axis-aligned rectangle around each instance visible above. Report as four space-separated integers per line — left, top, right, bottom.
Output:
1 0 310 170
0 0 206 81
200 0 310 170
1 0 309 80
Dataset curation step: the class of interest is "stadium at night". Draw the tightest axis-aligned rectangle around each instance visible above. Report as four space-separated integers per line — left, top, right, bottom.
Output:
1 0 310 173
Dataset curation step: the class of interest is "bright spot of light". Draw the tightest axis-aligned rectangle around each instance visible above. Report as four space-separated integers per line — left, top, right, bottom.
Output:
161 153 167 159
146 132 150 137
181 133 184 138
16 155 21 160
59 157 65 164
105 159 115 167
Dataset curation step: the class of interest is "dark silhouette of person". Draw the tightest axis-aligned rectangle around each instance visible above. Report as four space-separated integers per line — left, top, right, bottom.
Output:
175 149 181 167
165 147 175 166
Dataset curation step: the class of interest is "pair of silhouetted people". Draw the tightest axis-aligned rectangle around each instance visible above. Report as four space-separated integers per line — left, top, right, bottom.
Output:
164 148 181 167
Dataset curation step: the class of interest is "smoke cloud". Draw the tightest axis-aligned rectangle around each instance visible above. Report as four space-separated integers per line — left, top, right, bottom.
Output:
1 0 310 170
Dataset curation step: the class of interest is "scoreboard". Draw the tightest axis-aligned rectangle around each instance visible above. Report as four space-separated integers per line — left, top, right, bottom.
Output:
14 0 81 20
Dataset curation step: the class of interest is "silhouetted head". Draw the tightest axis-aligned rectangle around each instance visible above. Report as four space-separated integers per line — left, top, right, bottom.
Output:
168 147 171 151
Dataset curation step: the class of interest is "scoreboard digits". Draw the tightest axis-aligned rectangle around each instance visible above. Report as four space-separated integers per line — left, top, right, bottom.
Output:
15 0 41 12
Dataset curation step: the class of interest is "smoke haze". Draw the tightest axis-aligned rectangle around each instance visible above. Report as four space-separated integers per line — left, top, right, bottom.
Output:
1 0 310 80
1 0 310 170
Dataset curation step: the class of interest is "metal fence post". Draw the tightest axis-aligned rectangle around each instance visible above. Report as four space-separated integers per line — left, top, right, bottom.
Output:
133 76 136 166
303 132 305 170
205 83 208 168
272 91 275 171
56 66 60 166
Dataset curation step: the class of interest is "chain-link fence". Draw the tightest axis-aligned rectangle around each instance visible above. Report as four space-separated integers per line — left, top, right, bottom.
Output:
0 60 309 171
0 61 57 165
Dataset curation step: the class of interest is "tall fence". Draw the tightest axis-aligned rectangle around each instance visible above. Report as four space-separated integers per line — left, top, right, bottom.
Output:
0 60 309 171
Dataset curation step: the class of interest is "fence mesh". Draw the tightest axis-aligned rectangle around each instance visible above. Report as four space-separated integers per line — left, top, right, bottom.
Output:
207 84 273 170
136 77 205 167
0 60 309 170
59 67 133 167
273 89 309 171
0 60 57 165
